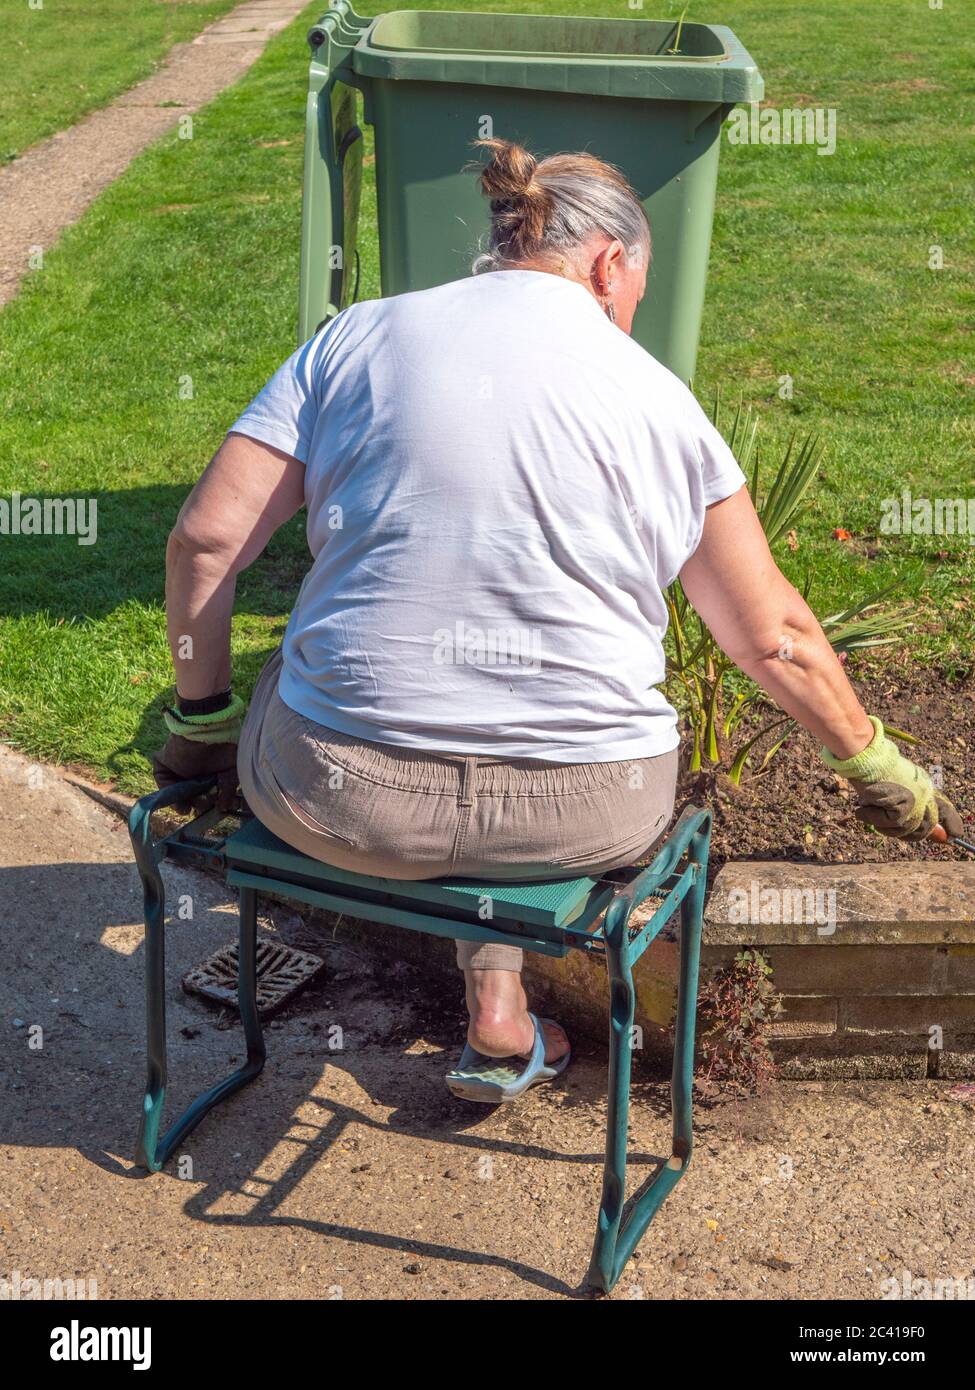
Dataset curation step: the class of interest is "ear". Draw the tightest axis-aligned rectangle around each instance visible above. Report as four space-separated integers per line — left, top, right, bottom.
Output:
590 239 626 294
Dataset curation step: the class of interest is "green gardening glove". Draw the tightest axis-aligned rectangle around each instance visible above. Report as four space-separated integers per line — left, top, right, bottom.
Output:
822 716 963 842
152 693 247 814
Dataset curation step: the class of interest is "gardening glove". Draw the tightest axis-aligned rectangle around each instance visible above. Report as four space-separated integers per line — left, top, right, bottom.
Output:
152 692 247 814
821 715 963 842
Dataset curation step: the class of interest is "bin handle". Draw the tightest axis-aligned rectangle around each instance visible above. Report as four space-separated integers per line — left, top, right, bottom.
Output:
298 3 370 342
350 248 361 306
337 123 363 165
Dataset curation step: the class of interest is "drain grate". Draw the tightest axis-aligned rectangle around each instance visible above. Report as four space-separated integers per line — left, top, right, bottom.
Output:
182 939 325 1018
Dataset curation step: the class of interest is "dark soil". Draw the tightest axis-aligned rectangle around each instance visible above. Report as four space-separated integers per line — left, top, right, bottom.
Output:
672 655 975 869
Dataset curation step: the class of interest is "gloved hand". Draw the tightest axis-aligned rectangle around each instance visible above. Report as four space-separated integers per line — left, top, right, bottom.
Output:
822 715 963 841
152 693 247 814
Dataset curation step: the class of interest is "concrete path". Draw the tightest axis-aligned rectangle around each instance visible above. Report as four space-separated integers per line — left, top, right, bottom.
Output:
2 743 974 1300
0 0 309 308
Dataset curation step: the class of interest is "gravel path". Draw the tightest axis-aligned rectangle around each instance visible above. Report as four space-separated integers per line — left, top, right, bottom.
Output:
0 0 308 308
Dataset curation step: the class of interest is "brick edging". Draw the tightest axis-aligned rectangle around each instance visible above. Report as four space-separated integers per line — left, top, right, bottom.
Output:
694 861 975 1079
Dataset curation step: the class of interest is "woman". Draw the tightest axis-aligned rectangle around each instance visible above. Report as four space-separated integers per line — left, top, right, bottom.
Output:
154 139 960 1099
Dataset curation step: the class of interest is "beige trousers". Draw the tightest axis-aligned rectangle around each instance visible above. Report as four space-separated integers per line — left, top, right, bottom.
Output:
238 650 678 972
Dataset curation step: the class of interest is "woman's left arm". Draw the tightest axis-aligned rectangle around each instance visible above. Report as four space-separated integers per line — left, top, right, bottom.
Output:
679 487 962 841
166 431 306 700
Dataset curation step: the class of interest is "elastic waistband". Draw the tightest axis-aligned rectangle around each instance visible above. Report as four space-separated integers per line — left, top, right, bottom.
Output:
300 719 671 798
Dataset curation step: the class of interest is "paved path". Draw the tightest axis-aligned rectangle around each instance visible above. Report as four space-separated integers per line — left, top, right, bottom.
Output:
0 0 309 308
2 743 974 1300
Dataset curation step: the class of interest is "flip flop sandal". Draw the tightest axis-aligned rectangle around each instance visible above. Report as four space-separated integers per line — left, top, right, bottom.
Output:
445 1012 571 1103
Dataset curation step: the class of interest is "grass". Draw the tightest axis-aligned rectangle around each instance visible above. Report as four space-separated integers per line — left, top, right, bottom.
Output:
1 0 239 161
698 1 975 682
0 0 973 791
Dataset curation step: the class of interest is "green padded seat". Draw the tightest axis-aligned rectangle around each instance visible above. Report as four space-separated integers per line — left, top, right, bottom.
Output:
224 815 602 928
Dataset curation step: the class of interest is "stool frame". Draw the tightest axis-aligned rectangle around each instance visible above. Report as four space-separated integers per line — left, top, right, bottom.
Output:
128 778 710 1293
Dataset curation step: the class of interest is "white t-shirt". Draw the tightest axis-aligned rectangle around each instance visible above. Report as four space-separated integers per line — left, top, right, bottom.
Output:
231 270 745 763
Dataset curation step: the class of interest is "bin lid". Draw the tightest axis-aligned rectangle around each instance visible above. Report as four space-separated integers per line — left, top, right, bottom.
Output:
350 9 763 103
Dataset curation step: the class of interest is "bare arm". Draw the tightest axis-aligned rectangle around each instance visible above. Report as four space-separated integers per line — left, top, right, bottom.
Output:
678 487 874 760
166 432 306 700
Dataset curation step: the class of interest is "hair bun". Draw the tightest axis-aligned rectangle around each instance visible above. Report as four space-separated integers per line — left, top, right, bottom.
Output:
475 137 538 205
473 138 553 256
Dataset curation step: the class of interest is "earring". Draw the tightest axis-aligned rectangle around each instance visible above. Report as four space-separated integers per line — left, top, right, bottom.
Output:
605 299 617 324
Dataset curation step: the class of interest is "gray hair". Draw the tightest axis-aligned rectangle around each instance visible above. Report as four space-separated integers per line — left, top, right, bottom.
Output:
471 138 650 276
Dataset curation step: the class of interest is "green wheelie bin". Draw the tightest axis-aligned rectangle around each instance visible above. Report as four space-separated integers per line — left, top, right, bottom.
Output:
299 4 762 383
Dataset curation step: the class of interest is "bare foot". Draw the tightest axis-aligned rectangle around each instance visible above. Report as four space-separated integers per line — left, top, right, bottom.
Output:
463 967 571 1063
531 1017 571 1065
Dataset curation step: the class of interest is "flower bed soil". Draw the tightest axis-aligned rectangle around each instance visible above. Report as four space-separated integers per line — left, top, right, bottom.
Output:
671 658 975 871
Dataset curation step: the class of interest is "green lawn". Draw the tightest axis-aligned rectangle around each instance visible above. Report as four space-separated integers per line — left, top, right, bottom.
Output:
1 0 239 160
0 0 973 791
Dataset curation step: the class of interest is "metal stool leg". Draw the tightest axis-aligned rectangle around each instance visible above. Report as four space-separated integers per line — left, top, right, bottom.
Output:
135 812 169 1172
131 786 266 1173
587 905 638 1291
671 832 707 1168
586 810 710 1292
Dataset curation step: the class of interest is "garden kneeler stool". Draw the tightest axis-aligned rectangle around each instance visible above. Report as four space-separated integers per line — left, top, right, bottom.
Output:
129 779 711 1293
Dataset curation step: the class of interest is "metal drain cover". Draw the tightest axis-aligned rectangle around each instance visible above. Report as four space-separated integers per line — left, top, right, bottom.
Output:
182 939 325 1018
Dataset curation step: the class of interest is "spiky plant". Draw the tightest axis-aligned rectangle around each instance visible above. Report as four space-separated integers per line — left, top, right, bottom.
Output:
665 398 915 784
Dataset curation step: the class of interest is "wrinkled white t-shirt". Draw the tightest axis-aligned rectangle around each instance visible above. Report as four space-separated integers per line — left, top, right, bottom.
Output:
231 270 745 763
